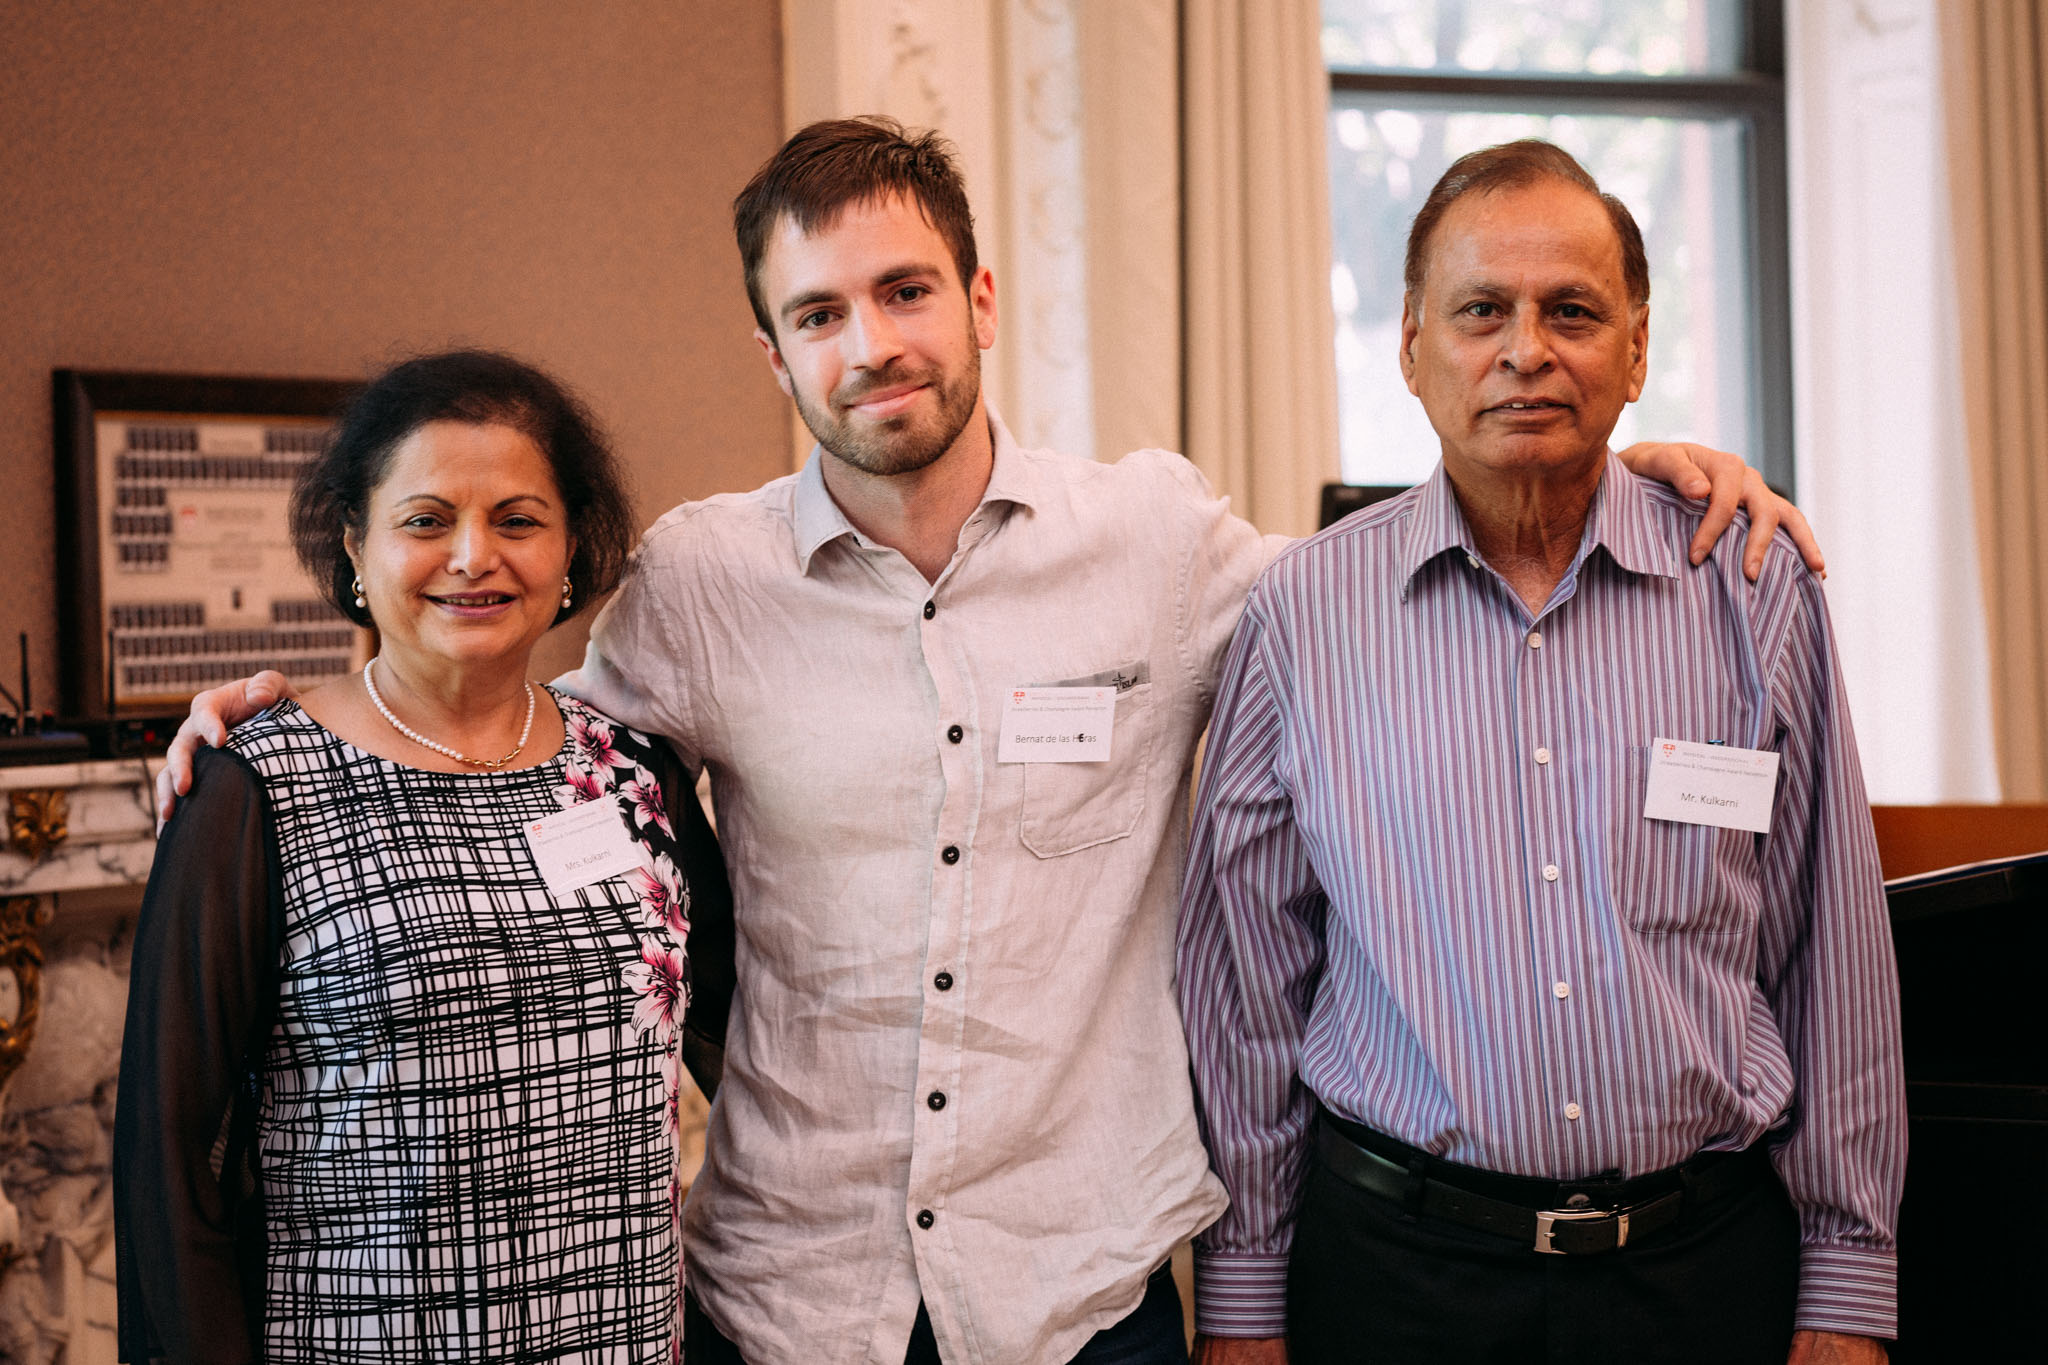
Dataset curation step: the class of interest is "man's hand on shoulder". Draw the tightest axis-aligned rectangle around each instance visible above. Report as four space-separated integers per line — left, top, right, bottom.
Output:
1191 1333 1288 1364
1786 1330 1888 1364
1616 440 1825 582
154 671 295 823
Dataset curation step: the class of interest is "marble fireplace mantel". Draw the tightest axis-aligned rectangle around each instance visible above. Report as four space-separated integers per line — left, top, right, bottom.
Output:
1 756 162 1365
1 757 164 901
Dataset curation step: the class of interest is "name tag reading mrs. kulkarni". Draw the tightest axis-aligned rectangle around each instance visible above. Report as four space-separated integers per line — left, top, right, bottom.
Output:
997 686 1117 763
525 798 645 896
1642 737 1782 834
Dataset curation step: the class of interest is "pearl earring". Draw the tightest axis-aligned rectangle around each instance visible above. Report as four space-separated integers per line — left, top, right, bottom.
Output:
561 577 573 610
352 576 366 608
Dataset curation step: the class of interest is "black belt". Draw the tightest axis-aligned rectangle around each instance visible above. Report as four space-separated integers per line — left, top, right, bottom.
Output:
1313 1110 1772 1256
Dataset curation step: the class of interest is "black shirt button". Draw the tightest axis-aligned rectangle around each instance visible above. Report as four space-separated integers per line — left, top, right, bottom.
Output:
941 845 960 865
922 601 936 620
934 971 954 991
916 1209 935 1229
946 724 964 744
928 1091 946 1111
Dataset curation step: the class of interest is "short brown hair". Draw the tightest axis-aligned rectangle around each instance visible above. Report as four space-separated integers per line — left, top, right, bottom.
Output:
1404 139 1650 308
733 116 980 338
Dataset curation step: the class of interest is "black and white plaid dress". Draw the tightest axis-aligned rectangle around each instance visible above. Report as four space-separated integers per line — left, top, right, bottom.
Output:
116 693 706 1364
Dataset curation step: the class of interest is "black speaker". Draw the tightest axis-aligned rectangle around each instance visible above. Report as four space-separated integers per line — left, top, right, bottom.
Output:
1886 853 2048 1358
1318 483 1409 531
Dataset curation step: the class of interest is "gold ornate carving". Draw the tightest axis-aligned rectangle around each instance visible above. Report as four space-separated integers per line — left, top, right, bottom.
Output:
7 788 68 862
0 896 47 1096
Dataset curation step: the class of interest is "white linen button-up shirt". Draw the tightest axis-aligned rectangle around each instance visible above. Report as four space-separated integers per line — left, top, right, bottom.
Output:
563 415 1273 1365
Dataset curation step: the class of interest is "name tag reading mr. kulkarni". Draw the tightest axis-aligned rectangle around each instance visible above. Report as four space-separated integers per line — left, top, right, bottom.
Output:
1642 736 1782 834
997 686 1117 763
525 798 645 896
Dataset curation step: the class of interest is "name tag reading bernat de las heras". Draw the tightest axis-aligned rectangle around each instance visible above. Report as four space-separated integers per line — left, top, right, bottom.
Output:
1642 737 1782 835
997 686 1117 763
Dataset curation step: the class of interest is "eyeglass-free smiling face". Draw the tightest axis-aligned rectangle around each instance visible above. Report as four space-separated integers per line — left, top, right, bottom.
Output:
344 420 575 676
753 192 997 479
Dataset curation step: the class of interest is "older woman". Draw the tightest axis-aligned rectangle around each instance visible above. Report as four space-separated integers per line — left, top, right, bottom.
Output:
114 351 729 1364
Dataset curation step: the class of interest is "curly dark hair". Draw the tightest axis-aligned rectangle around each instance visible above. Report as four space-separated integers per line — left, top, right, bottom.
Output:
290 350 634 629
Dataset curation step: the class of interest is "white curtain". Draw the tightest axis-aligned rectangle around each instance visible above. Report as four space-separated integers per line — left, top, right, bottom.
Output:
779 0 1341 536
779 0 1183 463
1181 0 1341 539
994 1 1182 462
1786 0 1999 802
1943 0 2048 801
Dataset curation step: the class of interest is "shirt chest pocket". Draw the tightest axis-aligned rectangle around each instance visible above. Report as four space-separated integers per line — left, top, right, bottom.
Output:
1018 680 1156 858
1611 745 1763 934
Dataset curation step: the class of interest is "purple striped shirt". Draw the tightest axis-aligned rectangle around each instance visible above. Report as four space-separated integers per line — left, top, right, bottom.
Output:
1177 455 1904 1340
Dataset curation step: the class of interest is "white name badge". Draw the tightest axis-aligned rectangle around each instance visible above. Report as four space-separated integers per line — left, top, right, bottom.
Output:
1642 737 1781 834
524 798 645 896
997 686 1117 763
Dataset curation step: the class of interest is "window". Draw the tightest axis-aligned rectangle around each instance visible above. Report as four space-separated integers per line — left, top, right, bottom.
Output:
1322 0 1791 491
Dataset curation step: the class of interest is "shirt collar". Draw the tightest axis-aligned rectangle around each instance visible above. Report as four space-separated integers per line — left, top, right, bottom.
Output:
791 405 1043 575
1398 449 1683 595
1584 449 1683 581
1396 461 1485 591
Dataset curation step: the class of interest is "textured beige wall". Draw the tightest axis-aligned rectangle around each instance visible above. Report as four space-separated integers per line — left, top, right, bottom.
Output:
0 1 788 706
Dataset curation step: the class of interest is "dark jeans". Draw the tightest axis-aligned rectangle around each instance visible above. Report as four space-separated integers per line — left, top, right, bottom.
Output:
1286 1134 1799 1365
685 1262 1186 1364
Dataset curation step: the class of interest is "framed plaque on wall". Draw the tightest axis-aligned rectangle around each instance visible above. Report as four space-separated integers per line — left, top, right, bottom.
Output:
53 370 368 719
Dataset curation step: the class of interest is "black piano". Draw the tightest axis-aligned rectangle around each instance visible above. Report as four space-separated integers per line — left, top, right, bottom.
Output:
1888 850 2048 1356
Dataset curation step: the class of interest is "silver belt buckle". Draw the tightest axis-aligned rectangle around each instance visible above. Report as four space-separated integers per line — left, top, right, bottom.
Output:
1533 1206 1627 1254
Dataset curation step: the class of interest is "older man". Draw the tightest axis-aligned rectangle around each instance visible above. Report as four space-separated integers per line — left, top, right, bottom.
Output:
1178 141 1903 1365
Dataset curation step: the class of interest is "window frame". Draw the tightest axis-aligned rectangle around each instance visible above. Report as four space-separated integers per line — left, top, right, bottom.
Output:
1326 0 1793 492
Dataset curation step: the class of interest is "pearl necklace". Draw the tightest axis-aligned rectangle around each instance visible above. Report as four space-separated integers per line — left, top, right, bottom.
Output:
362 658 536 769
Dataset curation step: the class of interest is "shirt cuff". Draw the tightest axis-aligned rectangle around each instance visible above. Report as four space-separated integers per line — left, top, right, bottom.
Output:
1796 1242 1898 1339
1193 1250 1291 1337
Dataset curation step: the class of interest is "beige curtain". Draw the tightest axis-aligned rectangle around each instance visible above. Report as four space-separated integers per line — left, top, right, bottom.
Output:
1943 1 2048 800
1182 0 1341 539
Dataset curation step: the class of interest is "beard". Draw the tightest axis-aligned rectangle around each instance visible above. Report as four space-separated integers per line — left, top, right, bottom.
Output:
790 337 983 478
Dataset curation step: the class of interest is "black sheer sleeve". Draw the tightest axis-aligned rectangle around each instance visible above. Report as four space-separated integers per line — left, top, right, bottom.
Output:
655 749 733 1102
114 745 283 1364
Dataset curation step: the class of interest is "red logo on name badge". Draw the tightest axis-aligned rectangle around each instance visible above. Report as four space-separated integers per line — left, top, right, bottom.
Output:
1012 691 1025 701
1661 742 1676 755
